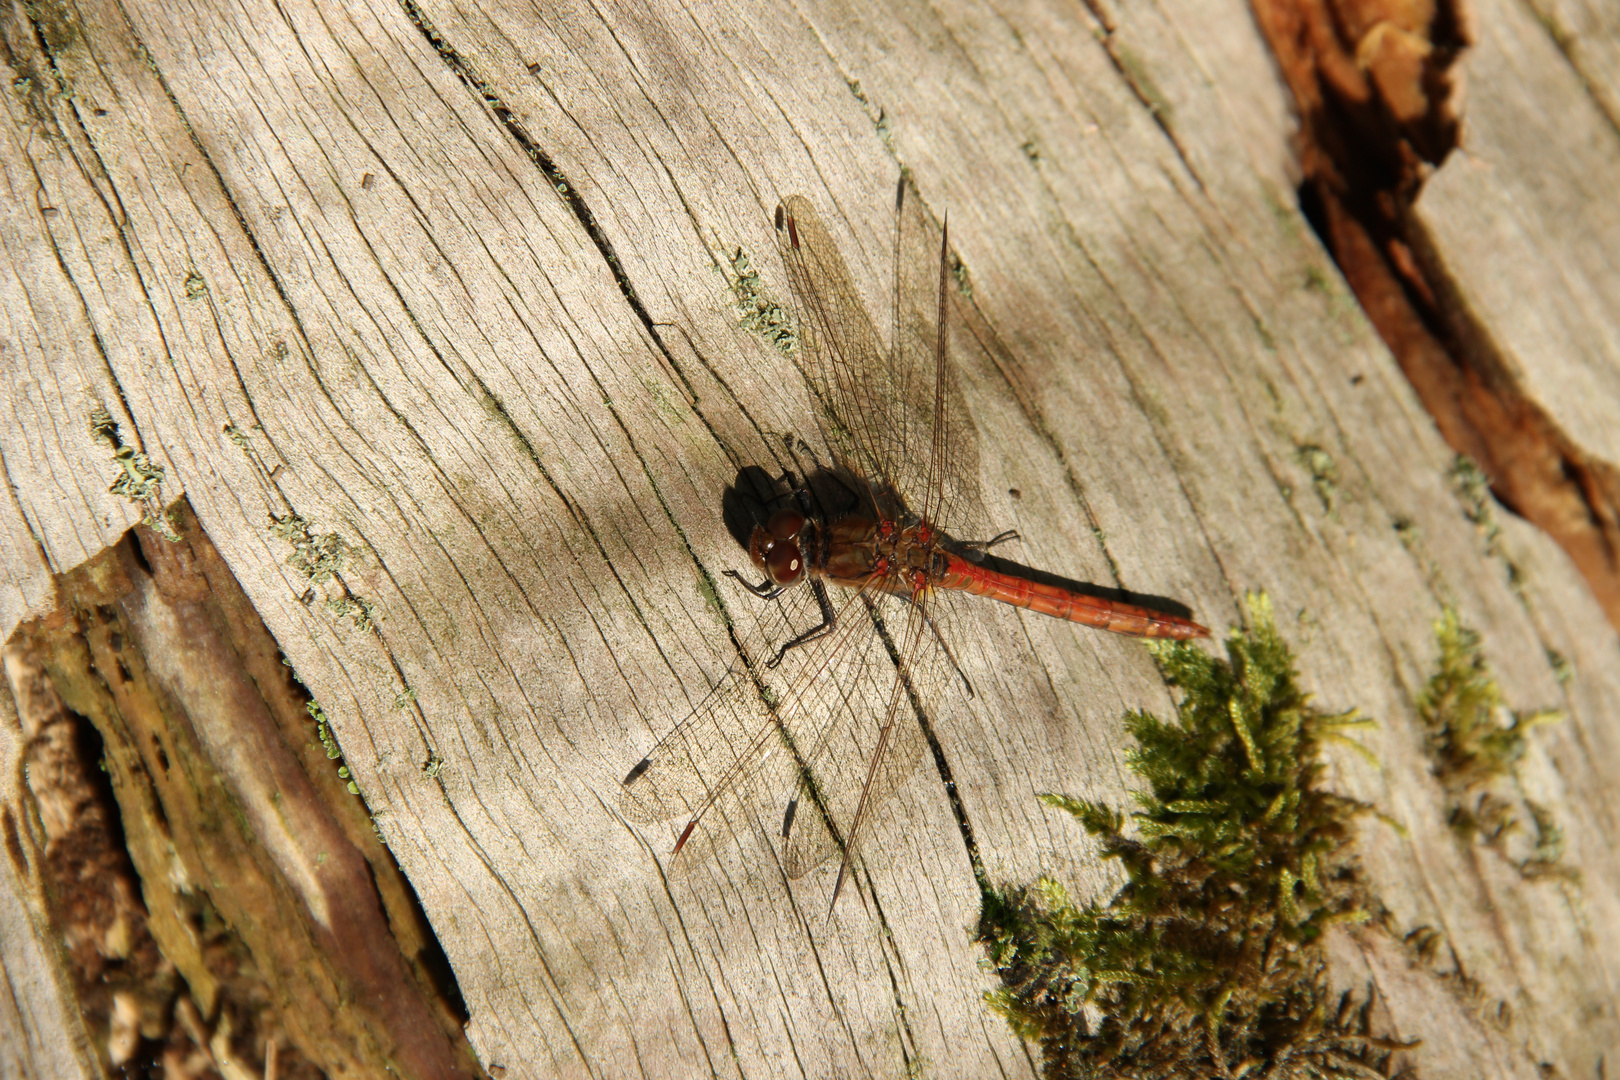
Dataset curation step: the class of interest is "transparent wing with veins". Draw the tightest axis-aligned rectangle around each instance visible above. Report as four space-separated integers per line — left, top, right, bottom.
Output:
779 591 935 901
774 189 987 902
776 190 987 540
623 190 985 901
620 572 931 881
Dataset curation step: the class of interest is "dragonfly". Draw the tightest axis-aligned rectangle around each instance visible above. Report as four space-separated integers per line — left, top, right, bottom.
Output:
622 183 1209 908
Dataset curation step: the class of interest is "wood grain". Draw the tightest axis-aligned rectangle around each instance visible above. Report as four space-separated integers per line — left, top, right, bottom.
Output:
1 0 1617 1075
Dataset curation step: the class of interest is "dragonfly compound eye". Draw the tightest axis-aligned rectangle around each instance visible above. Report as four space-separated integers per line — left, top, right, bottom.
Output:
766 508 805 542
766 539 805 586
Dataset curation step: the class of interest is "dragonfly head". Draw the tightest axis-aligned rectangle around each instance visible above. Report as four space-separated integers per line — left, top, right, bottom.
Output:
749 508 807 587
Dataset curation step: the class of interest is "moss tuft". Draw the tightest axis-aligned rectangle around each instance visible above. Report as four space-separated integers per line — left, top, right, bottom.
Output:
979 594 1405 1079
1419 609 1553 790
1417 610 1566 876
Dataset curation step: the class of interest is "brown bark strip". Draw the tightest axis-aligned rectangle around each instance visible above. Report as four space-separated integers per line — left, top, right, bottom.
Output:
1249 0 1620 628
11 501 482 1080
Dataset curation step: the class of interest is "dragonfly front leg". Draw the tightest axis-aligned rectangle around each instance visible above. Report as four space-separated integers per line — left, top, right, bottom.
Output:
767 578 837 668
723 568 786 600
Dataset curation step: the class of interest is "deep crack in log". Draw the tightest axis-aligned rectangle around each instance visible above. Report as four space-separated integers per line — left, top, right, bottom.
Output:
1250 0 1620 629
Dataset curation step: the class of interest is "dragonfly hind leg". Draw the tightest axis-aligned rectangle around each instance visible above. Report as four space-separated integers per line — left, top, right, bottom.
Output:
964 529 1019 551
924 607 977 699
956 529 1020 563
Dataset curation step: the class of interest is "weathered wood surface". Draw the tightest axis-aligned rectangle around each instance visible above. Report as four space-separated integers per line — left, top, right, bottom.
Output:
0 669 100 1079
1417 0 1620 465
1406 0 1620 623
2 0 1617 1076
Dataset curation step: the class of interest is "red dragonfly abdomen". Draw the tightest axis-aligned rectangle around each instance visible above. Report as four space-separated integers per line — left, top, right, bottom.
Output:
938 553 1210 639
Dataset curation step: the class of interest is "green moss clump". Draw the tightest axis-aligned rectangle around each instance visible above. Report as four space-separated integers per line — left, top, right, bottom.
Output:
1418 609 1554 792
979 594 1400 1079
1417 610 1564 872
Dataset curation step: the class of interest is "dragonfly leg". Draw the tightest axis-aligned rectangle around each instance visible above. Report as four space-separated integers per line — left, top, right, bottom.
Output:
723 568 785 600
923 608 977 699
772 468 809 504
753 468 824 526
767 578 838 668
818 470 864 517
961 529 1019 551
779 436 865 517
781 433 825 473
955 528 1020 565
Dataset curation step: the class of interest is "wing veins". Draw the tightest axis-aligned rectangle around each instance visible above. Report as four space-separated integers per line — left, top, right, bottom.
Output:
779 199 896 515
829 591 930 907
629 570 894 845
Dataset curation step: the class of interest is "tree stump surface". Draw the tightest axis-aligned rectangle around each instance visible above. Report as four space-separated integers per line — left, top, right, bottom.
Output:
1 0 1617 1076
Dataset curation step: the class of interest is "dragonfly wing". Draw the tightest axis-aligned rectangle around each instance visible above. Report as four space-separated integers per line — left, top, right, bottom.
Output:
779 591 941 895
620 576 893 860
776 190 988 540
618 662 784 827
776 195 892 511
624 582 979 900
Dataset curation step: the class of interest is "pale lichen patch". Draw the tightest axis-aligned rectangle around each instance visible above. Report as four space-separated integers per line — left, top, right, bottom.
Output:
725 246 797 354
89 407 179 540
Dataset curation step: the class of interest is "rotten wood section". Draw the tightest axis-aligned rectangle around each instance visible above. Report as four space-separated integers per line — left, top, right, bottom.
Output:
1252 0 1620 630
1 0 1617 1076
5 503 478 1077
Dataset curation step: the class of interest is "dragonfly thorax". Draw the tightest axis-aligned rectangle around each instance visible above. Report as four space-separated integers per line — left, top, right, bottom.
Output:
747 508 943 591
811 515 946 594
